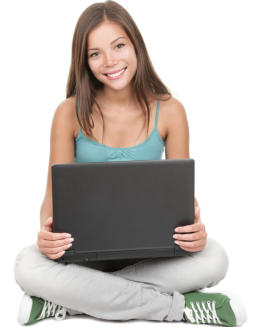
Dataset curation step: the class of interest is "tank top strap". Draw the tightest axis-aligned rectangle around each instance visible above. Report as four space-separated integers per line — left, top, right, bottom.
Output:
77 95 161 131
154 94 161 129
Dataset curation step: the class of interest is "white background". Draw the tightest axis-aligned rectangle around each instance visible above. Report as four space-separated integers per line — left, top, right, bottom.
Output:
1 0 257 326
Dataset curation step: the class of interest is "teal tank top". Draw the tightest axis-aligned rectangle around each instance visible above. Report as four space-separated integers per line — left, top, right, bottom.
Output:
74 95 165 162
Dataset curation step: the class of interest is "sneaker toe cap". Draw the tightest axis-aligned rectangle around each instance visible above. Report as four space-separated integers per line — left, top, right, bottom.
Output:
223 291 248 326
18 293 32 325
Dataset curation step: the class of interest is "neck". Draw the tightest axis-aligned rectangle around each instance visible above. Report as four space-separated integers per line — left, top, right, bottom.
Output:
97 86 137 112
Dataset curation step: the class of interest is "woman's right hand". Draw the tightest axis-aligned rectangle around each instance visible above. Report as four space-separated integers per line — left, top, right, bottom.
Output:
37 216 74 260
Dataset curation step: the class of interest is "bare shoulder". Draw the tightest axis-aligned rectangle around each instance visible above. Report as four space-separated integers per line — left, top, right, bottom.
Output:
52 96 77 136
160 95 190 159
56 95 76 116
160 95 186 117
159 95 188 135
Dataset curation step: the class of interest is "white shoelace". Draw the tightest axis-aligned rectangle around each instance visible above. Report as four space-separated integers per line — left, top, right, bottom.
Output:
184 300 223 324
37 300 67 321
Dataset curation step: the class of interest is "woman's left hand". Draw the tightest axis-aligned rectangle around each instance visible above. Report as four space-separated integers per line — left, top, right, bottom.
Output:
172 198 207 252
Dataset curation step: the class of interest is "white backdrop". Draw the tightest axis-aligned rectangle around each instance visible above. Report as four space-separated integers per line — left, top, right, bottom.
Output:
1 0 257 326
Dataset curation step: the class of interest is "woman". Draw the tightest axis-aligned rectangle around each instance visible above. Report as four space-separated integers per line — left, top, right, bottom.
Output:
14 1 247 325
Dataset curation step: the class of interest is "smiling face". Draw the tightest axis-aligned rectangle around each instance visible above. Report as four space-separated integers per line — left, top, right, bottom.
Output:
87 20 137 92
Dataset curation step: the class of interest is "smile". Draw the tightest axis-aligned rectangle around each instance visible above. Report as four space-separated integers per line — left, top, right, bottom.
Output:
104 67 127 80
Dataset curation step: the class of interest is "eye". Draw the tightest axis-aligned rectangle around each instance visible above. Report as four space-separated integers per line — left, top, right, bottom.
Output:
117 43 125 49
89 43 125 58
89 52 98 58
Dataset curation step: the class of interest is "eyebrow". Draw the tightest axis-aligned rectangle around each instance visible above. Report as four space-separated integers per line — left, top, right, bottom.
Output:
88 36 126 51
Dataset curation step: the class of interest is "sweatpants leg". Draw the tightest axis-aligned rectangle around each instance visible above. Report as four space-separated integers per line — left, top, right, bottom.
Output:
14 244 184 322
112 237 229 295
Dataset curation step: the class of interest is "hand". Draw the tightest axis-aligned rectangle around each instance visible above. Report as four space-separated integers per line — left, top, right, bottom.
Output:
37 216 74 260
172 198 207 252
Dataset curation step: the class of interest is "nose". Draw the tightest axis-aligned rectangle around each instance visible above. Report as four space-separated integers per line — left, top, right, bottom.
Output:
103 51 117 67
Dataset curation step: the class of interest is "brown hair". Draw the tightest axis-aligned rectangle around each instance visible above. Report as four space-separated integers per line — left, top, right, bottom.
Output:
66 0 172 141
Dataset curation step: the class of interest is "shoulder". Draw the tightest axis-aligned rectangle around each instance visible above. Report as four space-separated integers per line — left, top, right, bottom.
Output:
159 95 188 136
160 95 190 158
52 96 77 136
160 95 186 118
54 95 76 117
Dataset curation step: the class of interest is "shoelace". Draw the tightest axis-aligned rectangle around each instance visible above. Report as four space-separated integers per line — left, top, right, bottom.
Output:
37 300 67 321
184 300 223 324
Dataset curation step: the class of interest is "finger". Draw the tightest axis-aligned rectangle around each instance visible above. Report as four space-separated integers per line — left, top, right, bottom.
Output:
41 243 73 255
44 217 53 226
180 245 204 253
195 205 200 214
173 230 204 241
47 251 66 260
44 217 53 232
194 216 200 224
194 198 199 208
174 239 203 249
195 208 201 221
44 226 52 232
194 207 201 223
175 223 204 234
38 236 74 248
39 230 71 241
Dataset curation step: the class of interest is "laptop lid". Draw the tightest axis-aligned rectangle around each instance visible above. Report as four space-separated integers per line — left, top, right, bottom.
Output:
52 159 195 263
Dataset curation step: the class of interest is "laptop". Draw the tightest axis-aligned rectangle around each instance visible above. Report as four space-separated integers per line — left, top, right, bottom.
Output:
52 159 195 263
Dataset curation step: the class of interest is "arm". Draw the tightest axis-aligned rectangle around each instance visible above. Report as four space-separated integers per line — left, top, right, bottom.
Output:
164 97 207 252
164 97 190 160
164 97 198 204
38 98 76 259
40 169 53 229
40 99 76 228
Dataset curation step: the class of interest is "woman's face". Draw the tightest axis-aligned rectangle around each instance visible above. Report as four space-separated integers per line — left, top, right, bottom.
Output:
87 20 137 91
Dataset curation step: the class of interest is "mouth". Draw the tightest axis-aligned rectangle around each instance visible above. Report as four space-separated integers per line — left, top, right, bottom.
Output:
103 67 127 78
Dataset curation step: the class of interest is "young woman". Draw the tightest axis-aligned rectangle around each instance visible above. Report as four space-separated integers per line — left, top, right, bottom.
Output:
14 1 247 325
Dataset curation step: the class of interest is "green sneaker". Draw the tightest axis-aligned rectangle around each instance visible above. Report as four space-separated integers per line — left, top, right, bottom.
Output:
182 290 247 326
17 293 67 325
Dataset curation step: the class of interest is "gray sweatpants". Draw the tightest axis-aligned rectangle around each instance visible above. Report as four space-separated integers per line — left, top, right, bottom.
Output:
14 237 229 322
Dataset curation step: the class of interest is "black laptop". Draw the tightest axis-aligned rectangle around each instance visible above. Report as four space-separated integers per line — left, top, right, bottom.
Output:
52 159 195 263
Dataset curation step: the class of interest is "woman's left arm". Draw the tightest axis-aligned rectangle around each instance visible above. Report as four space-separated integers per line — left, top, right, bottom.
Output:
164 98 207 252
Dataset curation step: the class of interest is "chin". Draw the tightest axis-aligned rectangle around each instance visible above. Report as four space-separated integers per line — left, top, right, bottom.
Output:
106 84 131 92
102 79 132 91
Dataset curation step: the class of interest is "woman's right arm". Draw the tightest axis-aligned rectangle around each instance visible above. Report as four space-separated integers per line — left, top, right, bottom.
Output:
37 98 76 260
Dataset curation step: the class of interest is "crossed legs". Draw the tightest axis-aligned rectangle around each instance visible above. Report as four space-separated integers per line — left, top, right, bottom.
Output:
14 237 229 322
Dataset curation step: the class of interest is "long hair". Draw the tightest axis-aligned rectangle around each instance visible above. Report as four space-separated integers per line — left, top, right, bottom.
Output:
66 0 172 140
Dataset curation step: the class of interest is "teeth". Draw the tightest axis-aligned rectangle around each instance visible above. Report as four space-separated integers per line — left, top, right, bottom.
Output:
107 68 125 77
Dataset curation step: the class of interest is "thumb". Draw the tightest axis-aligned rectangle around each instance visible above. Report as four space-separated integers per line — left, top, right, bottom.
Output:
44 216 53 231
195 205 200 216
45 216 53 225
194 206 201 223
